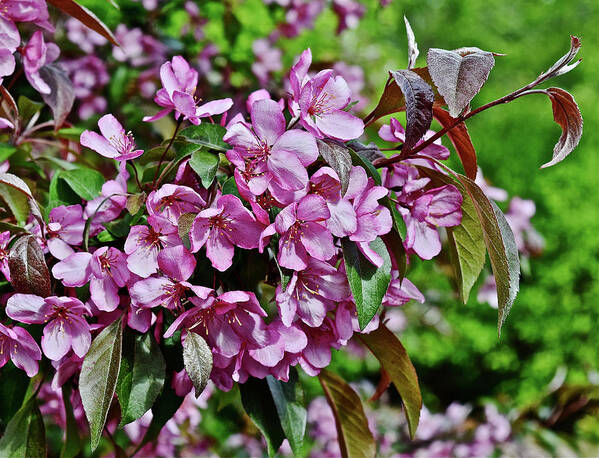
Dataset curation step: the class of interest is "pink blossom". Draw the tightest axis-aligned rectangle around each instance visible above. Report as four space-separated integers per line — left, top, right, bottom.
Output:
6 294 91 360
298 318 341 376
65 17 107 52
84 163 129 226
125 216 181 278
260 194 336 271
46 205 85 260
62 55 109 120
80 114 143 161
251 38 282 84
225 98 318 194
276 258 350 327
332 0 365 34
0 48 16 85
22 30 60 95
146 183 206 224
0 230 12 280
0 322 42 376
112 24 166 67
383 272 425 307
345 166 393 266
189 194 265 272
290 49 364 141
402 184 463 260
130 245 211 310
143 55 232 124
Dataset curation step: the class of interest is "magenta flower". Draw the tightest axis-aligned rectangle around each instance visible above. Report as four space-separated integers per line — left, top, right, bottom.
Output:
345 166 393 266
146 184 206 224
0 230 12 280
383 272 425 307
47 205 85 260
89 247 130 311
6 294 91 361
84 162 129 226
189 194 265 272
225 98 318 194
65 17 107 52
125 215 181 278
402 184 463 260
0 48 16 86
289 49 364 141
22 30 60 95
332 0 365 34
260 194 336 271
276 258 350 327
80 114 143 161
297 318 341 376
0 322 42 376
143 55 232 124
165 291 270 360
52 247 130 312
308 167 356 237
130 245 211 310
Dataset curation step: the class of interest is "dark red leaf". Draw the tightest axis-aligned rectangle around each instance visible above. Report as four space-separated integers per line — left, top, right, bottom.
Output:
540 88 583 168
47 0 119 46
8 235 51 298
433 107 477 179
389 70 434 151
38 64 75 129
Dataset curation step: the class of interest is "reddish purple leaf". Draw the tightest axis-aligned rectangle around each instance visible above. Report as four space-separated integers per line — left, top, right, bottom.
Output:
433 107 477 179
390 70 434 151
8 235 52 298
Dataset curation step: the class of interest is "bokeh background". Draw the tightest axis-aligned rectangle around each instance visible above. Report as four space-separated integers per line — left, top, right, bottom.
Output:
37 0 599 454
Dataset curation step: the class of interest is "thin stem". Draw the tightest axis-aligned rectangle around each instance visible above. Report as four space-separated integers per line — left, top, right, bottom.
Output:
373 78 546 169
152 118 183 189
131 162 143 191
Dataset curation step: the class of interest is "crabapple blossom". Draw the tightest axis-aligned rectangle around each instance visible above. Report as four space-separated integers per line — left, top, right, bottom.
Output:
224 98 319 194
46 205 85 260
260 194 336 270
290 48 364 140
189 194 266 271
22 30 60 94
0 322 42 376
80 114 143 161
6 294 91 361
143 55 232 124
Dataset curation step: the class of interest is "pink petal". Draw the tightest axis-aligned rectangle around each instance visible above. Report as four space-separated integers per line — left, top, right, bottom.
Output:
206 232 235 272
98 114 125 141
42 319 72 360
301 222 335 262
315 110 364 141
5 294 48 324
251 99 286 146
158 245 196 281
272 129 318 167
268 149 308 191
52 252 92 287
297 195 330 222
80 130 119 158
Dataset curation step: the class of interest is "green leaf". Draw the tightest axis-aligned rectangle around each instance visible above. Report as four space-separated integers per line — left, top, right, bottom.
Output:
189 150 219 188
318 369 376 458
342 238 392 330
0 172 33 224
60 384 82 458
183 332 213 398
56 127 85 141
0 398 46 458
80 317 123 452
0 364 30 434
59 168 105 201
456 174 520 335
266 368 307 456
416 165 486 302
359 324 422 439
221 176 241 198
116 332 166 426
178 124 229 152
446 187 486 303
8 235 52 298
17 96 43 125
0 143 17 162
240 377 285 457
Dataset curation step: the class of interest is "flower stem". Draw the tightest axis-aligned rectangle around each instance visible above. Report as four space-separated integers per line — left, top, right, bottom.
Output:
152 118 183 189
